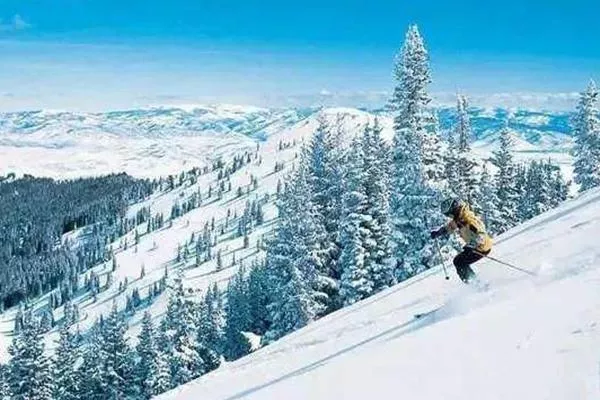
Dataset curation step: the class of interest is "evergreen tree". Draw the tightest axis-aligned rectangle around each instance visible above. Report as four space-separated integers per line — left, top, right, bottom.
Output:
200 283 225 358
548 161 570 207
389 24 443 280
247 262 270 335
516 160 569 223
136 311 159 399
63 301 74 328
476 162 501 234
444 121 460 195
216 250 223 270
263 165 328 342
39 309 54 333
304 118 346 300
422 109 446 188
14 305 24 334
52 323 80 400
454 95 479 204
223 267 251 360
573 80 600 192
490 125 519 233
514 163 531 222
0 365 10 400
100 303 134 399
8 315 54 400
151 351 172 396
339 137 372 305
78 326 106 400
263 258 316 343
362 121 396 291
195 299 222 373
162 273 204 387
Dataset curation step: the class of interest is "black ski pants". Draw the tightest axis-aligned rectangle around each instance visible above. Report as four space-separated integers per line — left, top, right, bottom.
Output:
453 247 489 283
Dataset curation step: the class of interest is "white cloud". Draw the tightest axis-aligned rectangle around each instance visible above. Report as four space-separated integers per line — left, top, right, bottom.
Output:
0 15 31 32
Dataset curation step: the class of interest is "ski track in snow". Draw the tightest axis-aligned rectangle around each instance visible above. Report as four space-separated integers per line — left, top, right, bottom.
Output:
157 187 600 400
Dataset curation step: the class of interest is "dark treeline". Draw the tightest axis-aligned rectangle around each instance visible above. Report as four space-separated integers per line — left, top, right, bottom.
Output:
0 173 152 309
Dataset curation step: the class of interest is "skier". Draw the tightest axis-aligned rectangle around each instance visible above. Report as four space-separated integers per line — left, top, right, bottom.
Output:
430 198 493 283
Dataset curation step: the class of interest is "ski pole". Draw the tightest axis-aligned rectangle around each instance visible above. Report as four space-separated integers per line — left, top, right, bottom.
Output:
473 250 537 276
435 239 450 280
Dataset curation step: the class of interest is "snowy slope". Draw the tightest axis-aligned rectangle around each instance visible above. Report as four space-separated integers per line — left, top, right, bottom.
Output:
158 189 600 400
0 105 312 178
0 106 573 179
0 116 304 361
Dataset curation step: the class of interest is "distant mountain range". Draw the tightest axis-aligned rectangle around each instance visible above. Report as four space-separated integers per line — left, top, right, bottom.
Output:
0 105 574 179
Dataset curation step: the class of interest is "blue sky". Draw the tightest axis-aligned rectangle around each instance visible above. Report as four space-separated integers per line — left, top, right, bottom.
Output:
0 0 598 111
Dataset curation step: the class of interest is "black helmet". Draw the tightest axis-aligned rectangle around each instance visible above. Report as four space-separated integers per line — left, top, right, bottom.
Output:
441 197 463 217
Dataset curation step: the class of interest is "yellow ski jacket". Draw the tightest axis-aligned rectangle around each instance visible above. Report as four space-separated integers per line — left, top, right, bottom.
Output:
446 204 493 252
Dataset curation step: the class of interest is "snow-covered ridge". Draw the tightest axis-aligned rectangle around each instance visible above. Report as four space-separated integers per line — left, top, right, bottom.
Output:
0 105 573 179
0 105 571 141
0 105 313 140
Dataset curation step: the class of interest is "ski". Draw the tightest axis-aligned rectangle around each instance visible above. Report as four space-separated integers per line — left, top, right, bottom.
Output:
414 306 443 319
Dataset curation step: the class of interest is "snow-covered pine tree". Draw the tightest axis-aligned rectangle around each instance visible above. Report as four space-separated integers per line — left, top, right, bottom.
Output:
151 351 172 396
100 303 134 399
52 323 80 400
263 165 328 343
514 163 531 222
547 161 569 207
78 325 106 400
362 120 396 291
454 95 479 205
223 266 251 360
444 118 460 195
476 162 501 235
13 305 24 334
339 136 371 305
0 365 9 400
39 309 53 333
8 314 53 400
520 160 569 221
135 311 159 399
422 108 446 188
536 161 559 214
162 272 204 387
572 80 600 192
530 162 550 220
247 262 270 335
305 117 346 300
62 301 74 328
202 283 225 356
195 298 222 373
389 24 443 280
263 259 316 344
490 124 519 233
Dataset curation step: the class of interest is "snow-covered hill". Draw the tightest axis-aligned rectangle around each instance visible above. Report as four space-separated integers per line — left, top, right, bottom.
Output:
0 105 573 179
157 188 600 400
0 117 303 361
